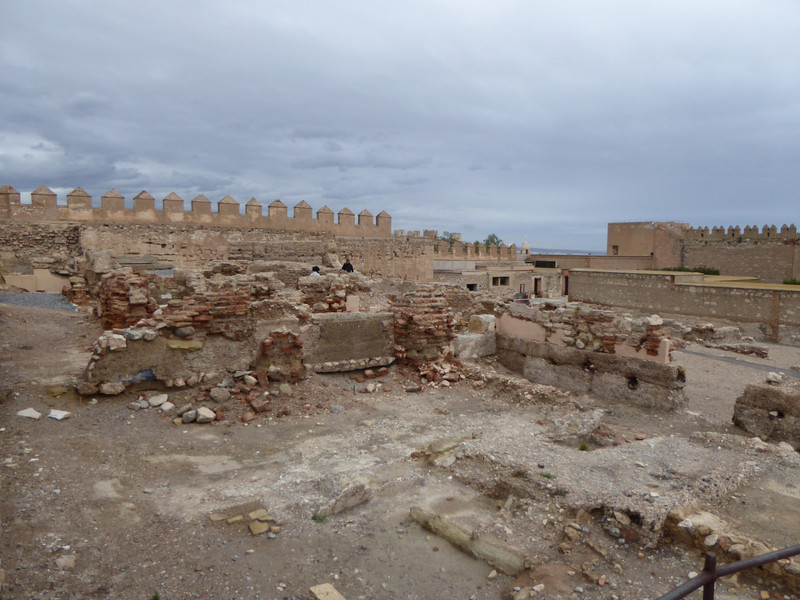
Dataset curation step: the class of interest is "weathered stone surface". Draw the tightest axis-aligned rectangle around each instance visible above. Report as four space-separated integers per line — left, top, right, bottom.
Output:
317 482 372 517
98 381 126 395
249 520 270 535
733 381 800 449
148 393 168 407
167 339 203 351
107 334 127 351
454 332 496 359
468 314 496 334
209 387 230 403
17 407 42 419
174 326 196 339
196 407 216 423
181 409 198 423
497 333 686 411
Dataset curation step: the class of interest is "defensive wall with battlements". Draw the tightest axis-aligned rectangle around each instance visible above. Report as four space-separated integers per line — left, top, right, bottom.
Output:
0 185 518 284
608 221 800 283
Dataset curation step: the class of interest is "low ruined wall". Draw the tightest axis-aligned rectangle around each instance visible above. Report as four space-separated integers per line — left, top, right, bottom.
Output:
301 313 395 372
497 303 672 363
733 381 800 450
496 334 686 410
568 269 800 345
493 304 684 409
392 286 456 363
85 328 255 394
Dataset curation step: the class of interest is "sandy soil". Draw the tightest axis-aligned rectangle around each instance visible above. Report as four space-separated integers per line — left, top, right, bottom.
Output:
1 302 800 600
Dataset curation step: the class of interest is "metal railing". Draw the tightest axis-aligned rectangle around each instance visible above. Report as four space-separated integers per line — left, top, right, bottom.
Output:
657 544 800 600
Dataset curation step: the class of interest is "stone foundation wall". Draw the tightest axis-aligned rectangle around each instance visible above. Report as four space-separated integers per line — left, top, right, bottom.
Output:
496 334 686 410
497 302 673 363
301 313 395 372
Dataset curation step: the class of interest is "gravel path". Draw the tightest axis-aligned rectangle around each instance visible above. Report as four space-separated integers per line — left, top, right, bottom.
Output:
0 292 77 311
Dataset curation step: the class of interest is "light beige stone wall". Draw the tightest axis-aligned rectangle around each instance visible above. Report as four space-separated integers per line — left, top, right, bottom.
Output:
606 222 687 268
568 269 800 345
525 253 654 270
0 185 393 238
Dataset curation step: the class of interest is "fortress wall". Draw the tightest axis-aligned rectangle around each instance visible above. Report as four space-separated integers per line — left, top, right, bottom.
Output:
432 242 518 262
568 269 800 345
682 240 799 283
684 223 798 241
606 222 686 268
526 254 654 270
0 219 434 282
0 185 437 280
337 238 434 282
0 185 393 239
0 221 82 258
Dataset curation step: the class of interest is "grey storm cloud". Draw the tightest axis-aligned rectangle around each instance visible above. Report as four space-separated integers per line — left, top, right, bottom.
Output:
2 0 800 250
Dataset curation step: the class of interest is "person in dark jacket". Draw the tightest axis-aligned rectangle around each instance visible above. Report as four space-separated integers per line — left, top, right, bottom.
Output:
341 259 354 273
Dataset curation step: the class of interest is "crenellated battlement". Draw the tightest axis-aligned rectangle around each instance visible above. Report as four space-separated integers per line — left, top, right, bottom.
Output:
0 184 393 238
432 241 517 261
684 223 798 241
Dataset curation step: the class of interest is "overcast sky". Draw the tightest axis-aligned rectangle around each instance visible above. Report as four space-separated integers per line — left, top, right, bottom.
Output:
2 1 799 251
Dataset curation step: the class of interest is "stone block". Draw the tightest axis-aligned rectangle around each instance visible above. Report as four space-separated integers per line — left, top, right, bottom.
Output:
167 339 204 351
454 332 496 359
468 314 496 334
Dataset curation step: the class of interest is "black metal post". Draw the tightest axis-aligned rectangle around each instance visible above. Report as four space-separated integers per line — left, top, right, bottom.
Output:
702 553 717 600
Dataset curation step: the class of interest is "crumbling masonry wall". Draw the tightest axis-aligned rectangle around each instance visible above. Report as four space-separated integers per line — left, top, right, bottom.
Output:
733 381 800 450
391 286 456 363
495 303 685 409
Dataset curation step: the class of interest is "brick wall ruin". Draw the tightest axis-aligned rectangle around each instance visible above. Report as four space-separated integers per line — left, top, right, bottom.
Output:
391 286 456 363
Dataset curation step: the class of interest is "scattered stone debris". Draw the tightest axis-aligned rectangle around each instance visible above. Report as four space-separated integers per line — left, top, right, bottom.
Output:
310 582 348 600
210 506 279 538
16 407 41 419
409 506 525 575
47 409 72 420
317 482 373 517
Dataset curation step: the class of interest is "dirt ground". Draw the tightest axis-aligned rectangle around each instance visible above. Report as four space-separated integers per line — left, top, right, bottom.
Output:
2 301 800 600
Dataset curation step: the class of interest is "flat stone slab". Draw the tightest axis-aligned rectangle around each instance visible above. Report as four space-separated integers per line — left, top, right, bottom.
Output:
47 409 72 420
249 520 270 535
310 583 348 600
17 408 42 419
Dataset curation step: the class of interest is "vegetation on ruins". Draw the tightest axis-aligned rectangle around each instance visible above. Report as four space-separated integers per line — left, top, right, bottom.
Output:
482 233 503 247
784 278 800 285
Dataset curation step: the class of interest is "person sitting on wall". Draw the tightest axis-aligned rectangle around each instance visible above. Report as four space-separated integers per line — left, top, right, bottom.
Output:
310 266 321 277
341 259 354 273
